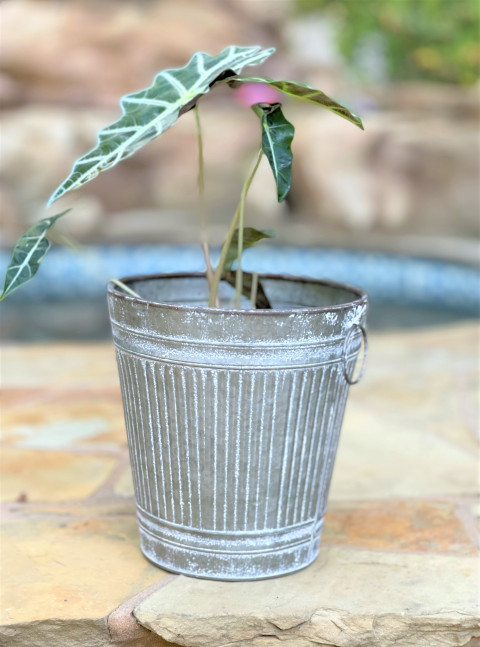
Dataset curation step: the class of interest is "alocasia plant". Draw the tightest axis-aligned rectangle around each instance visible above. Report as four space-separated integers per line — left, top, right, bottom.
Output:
0 45 363 305
0 211 70 301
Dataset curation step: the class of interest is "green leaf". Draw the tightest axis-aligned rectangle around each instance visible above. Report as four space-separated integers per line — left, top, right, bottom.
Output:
252 103 294 202
223 227 275 272
0 210 70 301
223 271 272 309
232 77 364 130
48 46 275 205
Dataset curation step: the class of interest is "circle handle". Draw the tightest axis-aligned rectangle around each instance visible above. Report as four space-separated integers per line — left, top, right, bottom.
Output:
342 324 368 385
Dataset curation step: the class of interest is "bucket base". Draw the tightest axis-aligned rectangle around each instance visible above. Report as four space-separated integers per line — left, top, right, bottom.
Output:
137 508 323 580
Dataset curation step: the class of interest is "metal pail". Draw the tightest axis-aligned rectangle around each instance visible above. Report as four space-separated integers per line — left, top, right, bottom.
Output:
107 273 368 580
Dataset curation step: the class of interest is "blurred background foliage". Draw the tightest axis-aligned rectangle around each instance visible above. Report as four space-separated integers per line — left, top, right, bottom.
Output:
295 0 480 85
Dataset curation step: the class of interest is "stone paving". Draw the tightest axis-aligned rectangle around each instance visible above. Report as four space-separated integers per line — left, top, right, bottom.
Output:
1 323 479 646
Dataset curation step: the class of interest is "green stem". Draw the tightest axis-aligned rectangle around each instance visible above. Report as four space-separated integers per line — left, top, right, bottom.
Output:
209 148 263 308
234 207 245 308
48 231 81 252
110 278 142 299
194 106 214 292
194 105 206 226
250 272 259 309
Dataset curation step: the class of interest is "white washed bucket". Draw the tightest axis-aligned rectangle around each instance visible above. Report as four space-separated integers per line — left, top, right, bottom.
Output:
108 273 368 580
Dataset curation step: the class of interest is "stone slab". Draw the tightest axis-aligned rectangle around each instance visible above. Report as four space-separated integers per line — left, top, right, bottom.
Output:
0 510 167 626
0 343 120 389
1 323 478 646
329 323 479 501
1 387 126 449
322 500 477 555
330 412 478 500
0 618 110 647
343 323 479 454
135 546 480 647
1 447 118 503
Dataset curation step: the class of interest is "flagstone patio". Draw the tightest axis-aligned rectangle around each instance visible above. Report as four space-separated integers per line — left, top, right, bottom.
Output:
1 323 479 646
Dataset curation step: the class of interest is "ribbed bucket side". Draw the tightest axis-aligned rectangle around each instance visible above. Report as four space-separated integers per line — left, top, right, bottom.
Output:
108 274 367 579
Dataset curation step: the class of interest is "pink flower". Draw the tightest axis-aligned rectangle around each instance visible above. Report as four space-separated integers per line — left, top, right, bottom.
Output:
234 82 283 107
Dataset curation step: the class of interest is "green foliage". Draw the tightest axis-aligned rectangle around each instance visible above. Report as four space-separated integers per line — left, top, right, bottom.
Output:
221 227 274 309
295 0 480 85
235 77 363 129
48 46 274 205
2 45 364 306
0 211 70 300
223 227 275 272
223 270 272 309
253 103 295 202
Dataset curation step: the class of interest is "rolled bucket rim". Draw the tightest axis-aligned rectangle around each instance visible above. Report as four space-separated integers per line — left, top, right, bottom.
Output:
107 271 368 316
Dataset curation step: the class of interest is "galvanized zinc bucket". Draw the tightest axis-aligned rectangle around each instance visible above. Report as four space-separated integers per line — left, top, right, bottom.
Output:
107 273 368 580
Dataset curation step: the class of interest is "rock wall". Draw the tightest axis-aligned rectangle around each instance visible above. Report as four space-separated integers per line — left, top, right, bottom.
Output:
1 0 478 250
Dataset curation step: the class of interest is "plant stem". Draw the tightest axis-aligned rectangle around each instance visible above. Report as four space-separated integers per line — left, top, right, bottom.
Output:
194 105 214 293
48 231 81 252
234 210 245 308
209 148 263 308
202 240 214 290
110 278 142 298
250 272 259 309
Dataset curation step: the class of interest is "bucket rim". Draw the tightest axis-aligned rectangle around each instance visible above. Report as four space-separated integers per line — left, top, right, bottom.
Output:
107 272 368 316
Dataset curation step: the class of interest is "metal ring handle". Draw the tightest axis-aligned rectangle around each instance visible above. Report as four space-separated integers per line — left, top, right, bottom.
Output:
342 324 368 385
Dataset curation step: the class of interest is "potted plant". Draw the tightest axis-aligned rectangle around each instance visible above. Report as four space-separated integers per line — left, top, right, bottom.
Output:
1 45 368 580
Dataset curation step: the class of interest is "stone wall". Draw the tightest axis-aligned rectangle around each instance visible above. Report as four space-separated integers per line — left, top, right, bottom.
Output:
1 0 478 250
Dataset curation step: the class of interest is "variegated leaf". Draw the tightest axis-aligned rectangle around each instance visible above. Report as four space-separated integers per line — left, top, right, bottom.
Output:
223 227 275 272
0 210 70 300
232 77 364 130
223 271 272 309
48 46 275 205
252 103 294 201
